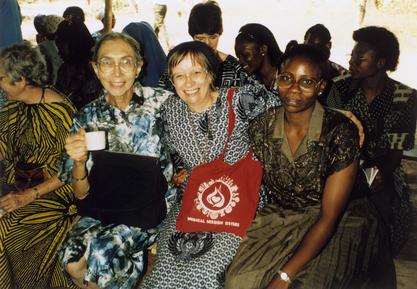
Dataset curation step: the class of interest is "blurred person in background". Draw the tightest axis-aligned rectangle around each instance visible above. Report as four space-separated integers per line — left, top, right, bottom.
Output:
0 41 77 289
55 19 101 109
62 6 85 24
33 14 64 85
0 0 22 50
123 21 167 87
92 11 116 42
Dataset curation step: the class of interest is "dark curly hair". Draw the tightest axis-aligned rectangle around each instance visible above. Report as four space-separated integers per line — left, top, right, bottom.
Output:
188 1 223 37
353 26 399 71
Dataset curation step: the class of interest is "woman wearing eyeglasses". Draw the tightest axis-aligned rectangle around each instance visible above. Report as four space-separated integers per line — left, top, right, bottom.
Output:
141 41 280 289
58 32 175 289
225 44 395 289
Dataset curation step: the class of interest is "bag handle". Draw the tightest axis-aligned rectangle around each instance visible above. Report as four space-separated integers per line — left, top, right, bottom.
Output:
220 87 237 158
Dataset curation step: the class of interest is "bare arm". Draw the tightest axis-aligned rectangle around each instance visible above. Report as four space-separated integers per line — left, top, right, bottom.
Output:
0 175 64 214
333 109 364 147
64 128 90 199
267 160 358 289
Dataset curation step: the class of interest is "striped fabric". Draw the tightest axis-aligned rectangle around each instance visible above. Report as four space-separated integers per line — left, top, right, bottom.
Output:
0 97 78 289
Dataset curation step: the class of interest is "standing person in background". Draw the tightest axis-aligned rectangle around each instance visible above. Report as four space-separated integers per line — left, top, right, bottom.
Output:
55 19 101 109
234 23 283 95
123 21 167 87
62 6 85 24
33 14 64 85
325 26 417 255
0 41 78 289
92 11 116 42
153 0 171 50
0 0 22 50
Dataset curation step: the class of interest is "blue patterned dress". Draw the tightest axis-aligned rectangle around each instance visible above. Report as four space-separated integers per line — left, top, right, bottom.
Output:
58 83 176 289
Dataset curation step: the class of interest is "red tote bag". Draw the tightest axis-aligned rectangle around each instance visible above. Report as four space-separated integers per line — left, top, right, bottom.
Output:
176 88 262 237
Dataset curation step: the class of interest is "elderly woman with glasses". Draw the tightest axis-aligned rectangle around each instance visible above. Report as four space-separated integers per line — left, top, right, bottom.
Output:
225 44 395 289
58 32 175 289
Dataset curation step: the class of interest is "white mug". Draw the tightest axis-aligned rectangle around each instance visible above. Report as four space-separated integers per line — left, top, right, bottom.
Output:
85 131 106 151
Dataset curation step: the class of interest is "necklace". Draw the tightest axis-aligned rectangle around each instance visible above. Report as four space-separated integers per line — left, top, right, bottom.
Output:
187 109 210 164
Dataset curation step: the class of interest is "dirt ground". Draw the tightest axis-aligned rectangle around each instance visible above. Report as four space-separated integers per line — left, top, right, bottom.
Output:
19 0 417 88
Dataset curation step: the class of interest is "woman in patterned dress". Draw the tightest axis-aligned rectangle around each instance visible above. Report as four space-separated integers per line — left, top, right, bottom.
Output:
225 44 395 289
141 41 280 289
0 41 77 289
325 26 417 255
58 32 175 289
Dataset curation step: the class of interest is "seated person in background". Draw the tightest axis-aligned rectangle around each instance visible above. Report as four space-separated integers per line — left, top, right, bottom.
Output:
92 11 116 42
159 0 247 90
123 21 167 87
325 26 417 255
58 32 175 289
304 24 349 101
0 41 77 289
55 19 101 109
234 23 283 95
225 44 395 289
304 23 348 78
33 14 64 85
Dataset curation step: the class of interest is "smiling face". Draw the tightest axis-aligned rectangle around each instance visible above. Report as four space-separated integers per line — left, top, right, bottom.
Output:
348 41 382 80
171 54 216 112
235 40 264 75
92 38 142 99
278 56 325 114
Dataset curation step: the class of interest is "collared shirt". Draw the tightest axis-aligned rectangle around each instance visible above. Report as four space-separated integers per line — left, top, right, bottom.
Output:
250 101 360 209
58 83 176 204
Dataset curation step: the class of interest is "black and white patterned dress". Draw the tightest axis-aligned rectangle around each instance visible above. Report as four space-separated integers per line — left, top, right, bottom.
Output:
141 83 280 288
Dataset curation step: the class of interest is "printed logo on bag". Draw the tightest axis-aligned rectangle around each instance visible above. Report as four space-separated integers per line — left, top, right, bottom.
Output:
194 176 240 220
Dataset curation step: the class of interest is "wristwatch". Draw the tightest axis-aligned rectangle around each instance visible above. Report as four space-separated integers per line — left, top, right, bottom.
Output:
278 270 291 283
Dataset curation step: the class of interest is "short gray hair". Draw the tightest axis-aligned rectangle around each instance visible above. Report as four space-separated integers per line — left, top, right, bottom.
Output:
92 32 143 66
0 41 48 86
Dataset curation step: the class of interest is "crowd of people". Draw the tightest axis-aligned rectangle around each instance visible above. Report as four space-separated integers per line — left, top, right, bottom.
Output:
0 0 416 289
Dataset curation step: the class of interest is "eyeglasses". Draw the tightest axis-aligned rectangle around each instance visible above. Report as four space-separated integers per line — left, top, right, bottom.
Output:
171 69 208 86
96 57 138 74
277 72 321 92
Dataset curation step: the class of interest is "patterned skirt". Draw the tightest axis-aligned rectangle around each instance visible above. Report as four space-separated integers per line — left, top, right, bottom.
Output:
225 198 396 289
59 216 156 289
141 202 242 289
0 184 77 289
